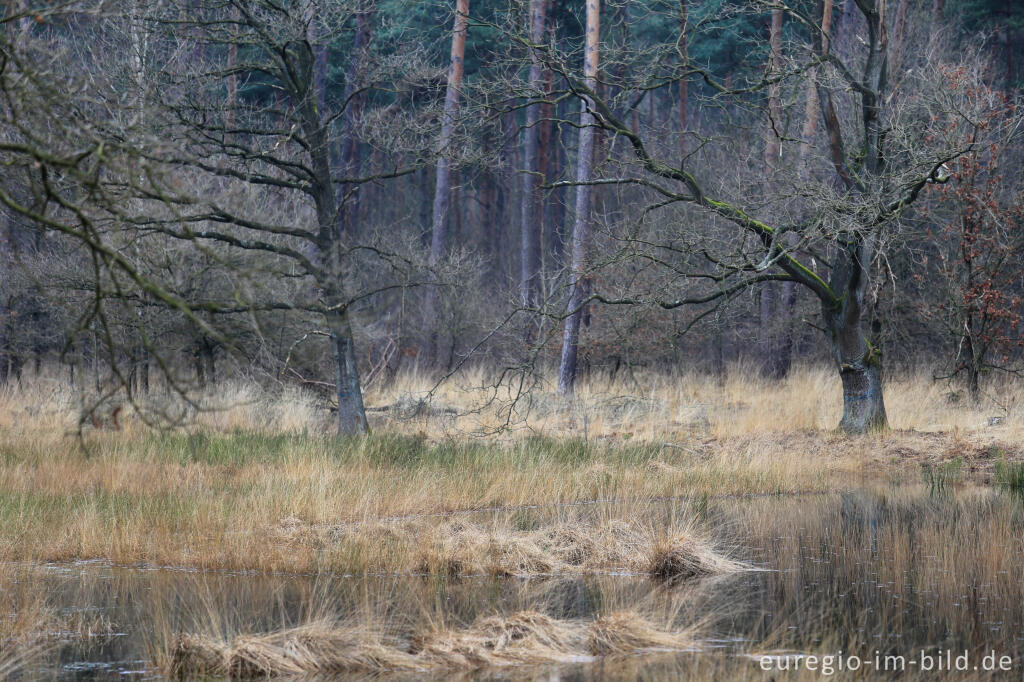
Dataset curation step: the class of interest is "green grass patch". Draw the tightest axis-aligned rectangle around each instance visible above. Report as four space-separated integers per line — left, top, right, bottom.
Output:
995 460 1024 498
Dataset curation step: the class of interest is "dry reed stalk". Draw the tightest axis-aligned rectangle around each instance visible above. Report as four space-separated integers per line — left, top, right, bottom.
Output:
407 517 741 580
170 610 697 678
647 534 746 584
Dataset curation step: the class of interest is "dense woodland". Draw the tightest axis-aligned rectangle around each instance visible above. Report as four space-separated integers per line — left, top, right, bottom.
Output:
0 0 1023 433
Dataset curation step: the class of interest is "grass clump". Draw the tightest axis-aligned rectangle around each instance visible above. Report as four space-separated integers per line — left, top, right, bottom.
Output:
170 609 696 678
995 459 1024 497
404 516 742 579
647 533 744 584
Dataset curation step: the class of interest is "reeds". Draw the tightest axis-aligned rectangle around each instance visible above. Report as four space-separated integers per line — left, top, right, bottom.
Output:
404 516 742 579
169 609 697 678
0 364 1020 574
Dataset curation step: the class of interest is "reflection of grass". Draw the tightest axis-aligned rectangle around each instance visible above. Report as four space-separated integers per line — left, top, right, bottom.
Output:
170 610 698 677
6 485 1024 679
0 562 118 675
923 456 963 494
734 486 1024 659
995 460 1024 497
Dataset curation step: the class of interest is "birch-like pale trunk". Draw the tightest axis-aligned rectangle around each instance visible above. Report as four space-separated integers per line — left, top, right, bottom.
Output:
519 0 547 308
426 0 469 363
557 0 599 397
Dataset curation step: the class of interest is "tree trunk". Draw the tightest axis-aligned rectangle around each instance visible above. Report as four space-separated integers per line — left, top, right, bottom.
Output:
296 36 369 436
427 0 470 361
891 0 911 75
678 0 688 159
963 318 981 402
519 0 546 308
336 1 376 237
0 297 8 387
225 7 238 131
760 9 784 378
826 241 888 434
330 307 369 435
557 0 599 397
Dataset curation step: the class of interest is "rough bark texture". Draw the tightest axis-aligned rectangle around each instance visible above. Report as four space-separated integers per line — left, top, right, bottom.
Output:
827 241 887 433
330 307 369 435
812 0 890 433
890 0 910 75
519 0 546 308
557 0 599 397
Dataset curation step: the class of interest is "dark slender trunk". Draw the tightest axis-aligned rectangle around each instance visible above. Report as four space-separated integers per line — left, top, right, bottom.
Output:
0 297 8 386
519 0 546 308
678 0 688 159
297 37 369 436
776 244 798 376
336 2 375 237
759 284 779 375
330 307 369 435
194 346 206 388
427 0 470 363
759 9 784 378
140 352 149 394
225 7 238 131
552 91 572 265
540 65 559 269
965 331 981 402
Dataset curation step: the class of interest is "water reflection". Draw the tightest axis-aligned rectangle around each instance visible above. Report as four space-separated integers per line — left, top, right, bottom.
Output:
9 485 1024 679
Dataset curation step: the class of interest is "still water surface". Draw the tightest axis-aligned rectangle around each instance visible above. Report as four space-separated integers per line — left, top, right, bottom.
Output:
13 484 1024 680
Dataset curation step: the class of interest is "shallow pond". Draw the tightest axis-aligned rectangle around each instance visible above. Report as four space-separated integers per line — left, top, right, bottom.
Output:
8 484 1024 680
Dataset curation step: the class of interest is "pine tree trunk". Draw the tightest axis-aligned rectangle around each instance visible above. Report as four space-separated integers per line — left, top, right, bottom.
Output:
519 0 546 308
336 1 376 237
678 0 688 159
760 9 784 378
427 0 470 362
557 0 599 397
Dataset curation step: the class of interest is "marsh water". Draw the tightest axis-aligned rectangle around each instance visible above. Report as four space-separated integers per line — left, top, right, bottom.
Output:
11 484 1024 680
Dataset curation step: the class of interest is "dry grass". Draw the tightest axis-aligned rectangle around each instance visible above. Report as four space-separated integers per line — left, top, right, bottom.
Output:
169 609 696 678
380 515 742 578
0 364 1021 575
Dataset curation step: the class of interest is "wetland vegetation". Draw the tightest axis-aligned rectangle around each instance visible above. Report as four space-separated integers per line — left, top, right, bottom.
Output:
3 368 1024 678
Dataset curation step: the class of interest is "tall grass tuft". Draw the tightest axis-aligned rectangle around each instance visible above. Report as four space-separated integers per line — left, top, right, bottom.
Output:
995 460 1024 497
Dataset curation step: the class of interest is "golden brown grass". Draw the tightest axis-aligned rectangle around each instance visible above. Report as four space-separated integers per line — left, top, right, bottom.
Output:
0 364 1021 575
169 609 697 678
